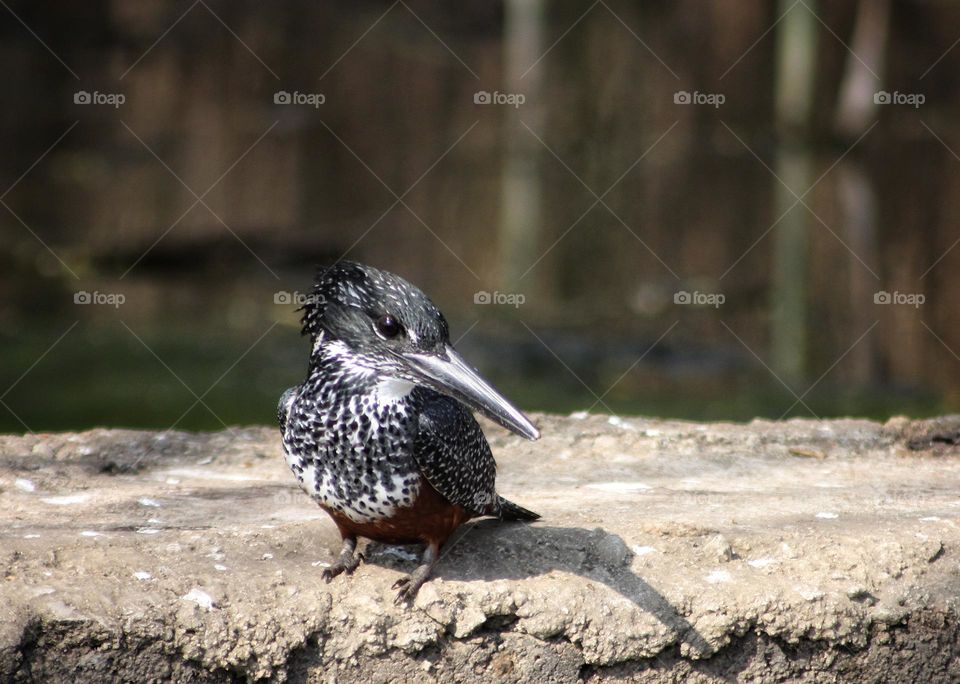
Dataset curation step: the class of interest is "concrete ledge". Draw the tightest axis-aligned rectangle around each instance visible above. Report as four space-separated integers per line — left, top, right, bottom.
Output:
2 415 960 682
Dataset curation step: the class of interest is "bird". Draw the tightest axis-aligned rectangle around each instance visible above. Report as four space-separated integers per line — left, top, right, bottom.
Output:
278 261 541 602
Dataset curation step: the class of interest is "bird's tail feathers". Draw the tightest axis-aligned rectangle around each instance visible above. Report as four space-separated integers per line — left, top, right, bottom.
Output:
497 496 540 522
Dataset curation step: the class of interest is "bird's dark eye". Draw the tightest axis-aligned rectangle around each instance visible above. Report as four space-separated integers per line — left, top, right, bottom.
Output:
375 314 402 339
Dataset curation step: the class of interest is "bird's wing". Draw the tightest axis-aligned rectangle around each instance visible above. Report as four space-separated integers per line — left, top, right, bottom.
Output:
412 389 497 517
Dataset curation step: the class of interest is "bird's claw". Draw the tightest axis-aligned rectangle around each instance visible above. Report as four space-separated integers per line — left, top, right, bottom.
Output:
393 584 412 605
392 575 423 604
321 552 363 583
320 566 340 583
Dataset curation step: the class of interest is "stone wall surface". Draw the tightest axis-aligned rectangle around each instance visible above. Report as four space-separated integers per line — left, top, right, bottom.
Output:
2 414 960 682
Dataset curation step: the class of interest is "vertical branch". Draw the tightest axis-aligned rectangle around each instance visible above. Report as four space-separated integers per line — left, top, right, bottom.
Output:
499 0 545 292
834 0 889 386
771 0 818 384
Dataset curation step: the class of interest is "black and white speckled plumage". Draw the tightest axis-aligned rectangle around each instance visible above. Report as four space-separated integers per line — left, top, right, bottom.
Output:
413 391 497 513
278 262 531 528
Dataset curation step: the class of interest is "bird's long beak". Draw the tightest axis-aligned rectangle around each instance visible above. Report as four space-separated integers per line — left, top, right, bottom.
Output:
399 345 540 440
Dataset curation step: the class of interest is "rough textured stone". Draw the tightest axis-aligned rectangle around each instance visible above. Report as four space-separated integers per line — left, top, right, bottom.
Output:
2 414 960 682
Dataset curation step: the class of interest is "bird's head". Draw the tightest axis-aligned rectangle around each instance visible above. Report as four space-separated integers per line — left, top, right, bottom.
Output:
300 261 539 440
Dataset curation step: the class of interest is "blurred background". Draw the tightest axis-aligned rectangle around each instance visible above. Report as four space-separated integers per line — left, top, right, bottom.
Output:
1 0 958 433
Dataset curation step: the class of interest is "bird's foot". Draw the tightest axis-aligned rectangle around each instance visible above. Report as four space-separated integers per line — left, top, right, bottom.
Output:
322 550 363 582
392 563 432 604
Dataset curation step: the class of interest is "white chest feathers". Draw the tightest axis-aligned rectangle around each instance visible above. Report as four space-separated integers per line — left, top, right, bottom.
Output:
374 377 415 404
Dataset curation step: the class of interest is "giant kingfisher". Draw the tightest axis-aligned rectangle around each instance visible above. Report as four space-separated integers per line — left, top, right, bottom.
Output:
278 262 540 602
